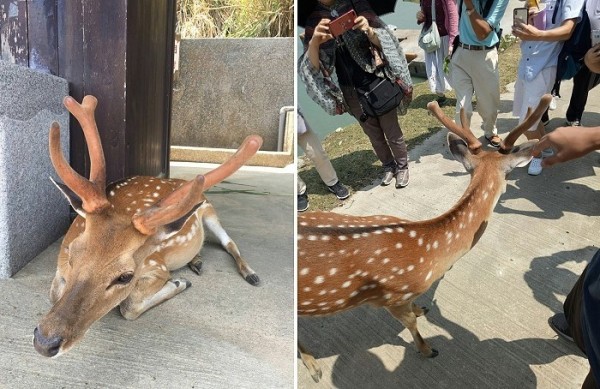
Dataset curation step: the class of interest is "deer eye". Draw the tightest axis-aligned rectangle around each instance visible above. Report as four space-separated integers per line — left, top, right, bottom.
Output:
111 272 134 287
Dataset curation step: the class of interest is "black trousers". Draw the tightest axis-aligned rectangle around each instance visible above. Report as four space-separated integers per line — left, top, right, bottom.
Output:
564 253 600 389
566 65 600 123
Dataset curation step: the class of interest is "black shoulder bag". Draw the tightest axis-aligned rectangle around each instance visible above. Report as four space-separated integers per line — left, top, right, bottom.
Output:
336 41 403 122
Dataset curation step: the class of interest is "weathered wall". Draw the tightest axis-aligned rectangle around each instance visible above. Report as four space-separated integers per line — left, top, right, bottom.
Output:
171 38 294 152
0 61 69 278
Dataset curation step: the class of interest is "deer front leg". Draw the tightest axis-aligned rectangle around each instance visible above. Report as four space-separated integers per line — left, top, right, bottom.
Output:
386 304 438 358
298 342 322 383
120 256 191 320
202 203 259 285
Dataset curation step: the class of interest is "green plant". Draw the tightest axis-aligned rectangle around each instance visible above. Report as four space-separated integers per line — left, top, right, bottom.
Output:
176 0 293 38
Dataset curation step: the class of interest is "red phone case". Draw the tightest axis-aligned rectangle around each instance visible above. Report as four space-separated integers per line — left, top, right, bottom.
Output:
329 10 357 38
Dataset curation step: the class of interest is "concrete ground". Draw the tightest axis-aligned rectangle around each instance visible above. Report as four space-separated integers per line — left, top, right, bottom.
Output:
297 61 600 387
0 163 294 388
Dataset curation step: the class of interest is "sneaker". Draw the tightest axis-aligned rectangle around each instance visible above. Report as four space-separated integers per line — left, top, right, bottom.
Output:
328 181 350 200
528 157 543 176
566 119 581 127
395 169 409 188
549 96 557 110
297 193 309 212
548 313 574 342
541 148 554 158
381 165 396 186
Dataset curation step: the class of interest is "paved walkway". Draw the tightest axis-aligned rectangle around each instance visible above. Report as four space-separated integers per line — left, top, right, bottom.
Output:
297 37 600 389
0 164 294 388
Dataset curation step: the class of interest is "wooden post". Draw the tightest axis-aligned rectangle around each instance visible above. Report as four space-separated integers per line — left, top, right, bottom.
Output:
1 0 175 184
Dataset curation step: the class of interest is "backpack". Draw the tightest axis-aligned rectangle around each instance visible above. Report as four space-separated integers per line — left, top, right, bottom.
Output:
551 1 591 97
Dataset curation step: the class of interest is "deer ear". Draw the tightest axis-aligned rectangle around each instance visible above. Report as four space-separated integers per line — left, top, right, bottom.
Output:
153 202 205 241
447 132 475 173
505 140 536 171
50 177 86 218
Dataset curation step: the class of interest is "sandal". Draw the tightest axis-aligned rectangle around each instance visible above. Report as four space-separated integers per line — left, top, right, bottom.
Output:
485 135 502 148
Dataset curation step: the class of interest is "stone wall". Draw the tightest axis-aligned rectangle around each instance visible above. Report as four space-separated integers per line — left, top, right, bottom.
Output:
0 61 69 278
171 38 294 152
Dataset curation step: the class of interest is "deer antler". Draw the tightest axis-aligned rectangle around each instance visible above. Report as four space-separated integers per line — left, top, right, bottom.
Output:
49 96 109 213
132 135 262 235
204 135 263 188
500 94 552 153
427 102 483 154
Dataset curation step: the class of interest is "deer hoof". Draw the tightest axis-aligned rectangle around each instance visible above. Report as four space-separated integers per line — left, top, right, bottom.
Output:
421 306 429 315
188 260 203 275
245 273 260 286
427 348 439 358
173 278 192 289
310 367 323 383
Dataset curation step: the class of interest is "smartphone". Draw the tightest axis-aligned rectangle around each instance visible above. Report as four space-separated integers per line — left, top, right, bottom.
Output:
329 9 357 38
592 29 600 46
513 7 528 25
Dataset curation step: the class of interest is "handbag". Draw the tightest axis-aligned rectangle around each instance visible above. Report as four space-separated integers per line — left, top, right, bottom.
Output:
418 0 441 53
356 77 404 120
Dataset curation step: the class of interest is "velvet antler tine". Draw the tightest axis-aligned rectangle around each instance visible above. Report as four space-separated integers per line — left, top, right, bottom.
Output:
49 121 110 213
63 96 106 189
500 94 552 153
204 135 263 189
427 102 482 154
132 175 205 235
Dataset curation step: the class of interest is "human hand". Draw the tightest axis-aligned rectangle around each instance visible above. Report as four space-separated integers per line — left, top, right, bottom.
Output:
309 18 334 47
531 126 600 167
416 10 425 23
352 15 370 33
512 20 543 41
585 43 600 74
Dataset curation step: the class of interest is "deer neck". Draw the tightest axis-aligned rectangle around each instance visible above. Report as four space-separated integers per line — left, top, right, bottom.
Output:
425 167 505 272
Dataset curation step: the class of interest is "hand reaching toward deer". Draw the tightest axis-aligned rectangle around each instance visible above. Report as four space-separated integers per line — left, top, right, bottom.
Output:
531 126 600 167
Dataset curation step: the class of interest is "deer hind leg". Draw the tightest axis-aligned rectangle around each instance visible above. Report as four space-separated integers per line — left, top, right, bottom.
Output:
412 302 429 317
120 255 191 320
298 342 322 383
202 203 259 286
386 304 438 358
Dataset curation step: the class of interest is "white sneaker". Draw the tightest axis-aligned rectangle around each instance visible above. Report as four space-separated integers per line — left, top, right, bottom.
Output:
549 96 557 110
541 148 554 158
528 157 543 176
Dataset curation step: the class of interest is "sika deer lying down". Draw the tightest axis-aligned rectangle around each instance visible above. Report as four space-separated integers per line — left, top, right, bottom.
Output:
33 95 262 357
297 95 553 382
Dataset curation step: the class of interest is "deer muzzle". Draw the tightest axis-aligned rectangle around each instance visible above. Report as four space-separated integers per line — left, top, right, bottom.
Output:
33 326 63 357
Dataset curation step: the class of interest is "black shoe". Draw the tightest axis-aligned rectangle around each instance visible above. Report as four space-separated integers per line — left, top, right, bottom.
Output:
395 169 409 188
328 181 350 200
297 193 309 212
549 313 574 342
435 95 447 106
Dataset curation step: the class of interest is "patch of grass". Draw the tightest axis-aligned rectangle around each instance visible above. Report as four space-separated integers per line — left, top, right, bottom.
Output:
177 0 293 38
299 39 522 211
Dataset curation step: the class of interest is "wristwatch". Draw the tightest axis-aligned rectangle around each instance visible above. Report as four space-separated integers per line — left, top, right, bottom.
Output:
466 8 476 16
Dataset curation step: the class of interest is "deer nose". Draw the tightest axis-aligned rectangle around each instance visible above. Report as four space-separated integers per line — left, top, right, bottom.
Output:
33 326 63 357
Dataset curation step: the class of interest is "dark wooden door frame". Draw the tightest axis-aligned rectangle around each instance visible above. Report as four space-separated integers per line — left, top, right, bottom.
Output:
1 0 175 183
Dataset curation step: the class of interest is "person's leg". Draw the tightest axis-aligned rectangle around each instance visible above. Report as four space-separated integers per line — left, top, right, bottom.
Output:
450 47 475 130
470 48 499 139
566 66 592 125
298 128 338 187
562 265 588 351
378 109 408 171
342 86 396 168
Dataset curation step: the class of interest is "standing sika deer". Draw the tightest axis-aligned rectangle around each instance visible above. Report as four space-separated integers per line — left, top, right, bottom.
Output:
33 95 262 357
298 95 553 382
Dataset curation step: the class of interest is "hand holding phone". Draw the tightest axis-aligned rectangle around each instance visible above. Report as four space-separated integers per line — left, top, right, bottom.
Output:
513 7 528 26
329 9 357 38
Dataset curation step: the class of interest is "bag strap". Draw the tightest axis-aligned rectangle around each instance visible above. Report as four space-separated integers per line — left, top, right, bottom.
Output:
431 0 436 23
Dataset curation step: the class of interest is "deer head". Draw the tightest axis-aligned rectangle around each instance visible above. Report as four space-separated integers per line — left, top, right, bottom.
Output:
297 95 552 382
34 96 261 357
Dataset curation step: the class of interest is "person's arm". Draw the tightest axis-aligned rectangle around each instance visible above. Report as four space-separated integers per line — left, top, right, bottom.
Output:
463 0 493 40
444 0 459 55
512 18 576 41
307 18 334 70
531 126 600 167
